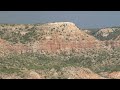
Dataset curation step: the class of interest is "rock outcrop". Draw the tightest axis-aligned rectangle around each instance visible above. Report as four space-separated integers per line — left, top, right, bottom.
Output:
30 22 103 53
0 22 104 54
95 28 114 37
61 67 105 79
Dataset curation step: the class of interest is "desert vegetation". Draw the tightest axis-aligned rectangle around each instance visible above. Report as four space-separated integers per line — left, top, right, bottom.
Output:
0 22 120 79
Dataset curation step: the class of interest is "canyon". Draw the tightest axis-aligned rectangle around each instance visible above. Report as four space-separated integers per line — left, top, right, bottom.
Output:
0 22 120 79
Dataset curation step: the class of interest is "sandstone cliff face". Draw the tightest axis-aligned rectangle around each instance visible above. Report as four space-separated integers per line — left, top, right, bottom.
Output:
0 22 110 54
30 22 103 53
0 22 119 54
0 38 13 56
0 22 120 79
0 22 120 54
0 38 31 55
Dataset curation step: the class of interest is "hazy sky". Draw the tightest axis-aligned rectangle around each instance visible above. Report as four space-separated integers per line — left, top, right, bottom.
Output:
0 11 120 29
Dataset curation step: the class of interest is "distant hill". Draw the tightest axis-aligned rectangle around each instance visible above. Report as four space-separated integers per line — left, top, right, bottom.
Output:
82 27 120 41
89 27 120 41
